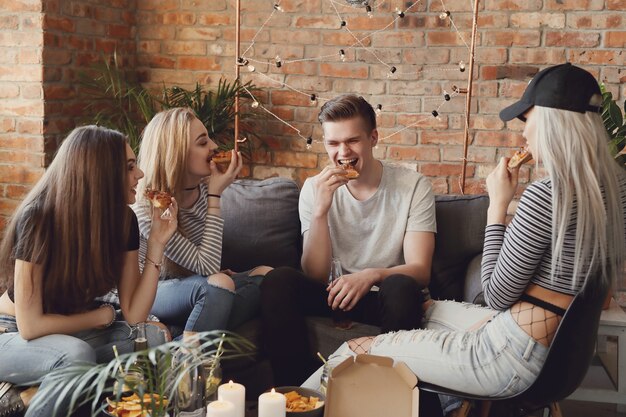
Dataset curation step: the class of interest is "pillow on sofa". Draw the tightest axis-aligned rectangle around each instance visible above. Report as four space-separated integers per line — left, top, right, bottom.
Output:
220 177 302 272
430 195 489 302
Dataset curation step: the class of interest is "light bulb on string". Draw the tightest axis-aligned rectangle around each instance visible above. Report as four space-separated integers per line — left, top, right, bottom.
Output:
459 61 466 72
247 64 256 72
443 91 451 101
366 4 373 18
251 101 259 108
386 66 397 78
340 20 347 27
310 94 317 105
306 137 313 150
273 4 284 12
439 10 450 19
431 110 440 119
375 104 382 116
275 55 282 68
339 49 346 62
395 7 405 18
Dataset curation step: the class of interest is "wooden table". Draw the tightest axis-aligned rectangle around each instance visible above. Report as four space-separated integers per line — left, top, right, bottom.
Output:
568 298 626 412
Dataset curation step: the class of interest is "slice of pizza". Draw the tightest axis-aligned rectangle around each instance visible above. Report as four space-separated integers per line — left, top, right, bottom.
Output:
145 189 172 209
508 148 532 169
212 150 232 164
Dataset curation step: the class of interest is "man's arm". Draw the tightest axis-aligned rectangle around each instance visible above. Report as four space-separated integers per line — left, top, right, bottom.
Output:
328 231 435 310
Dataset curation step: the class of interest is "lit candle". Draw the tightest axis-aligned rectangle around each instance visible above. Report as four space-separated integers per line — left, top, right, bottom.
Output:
258 388 286 417
206 400 235 417
218 380 245 417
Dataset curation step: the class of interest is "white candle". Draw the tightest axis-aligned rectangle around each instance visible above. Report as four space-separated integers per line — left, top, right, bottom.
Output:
258 388 286 417
206 400 236 417
218 380 245 417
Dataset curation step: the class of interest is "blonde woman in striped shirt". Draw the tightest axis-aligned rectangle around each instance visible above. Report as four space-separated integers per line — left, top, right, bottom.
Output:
134 108 271 338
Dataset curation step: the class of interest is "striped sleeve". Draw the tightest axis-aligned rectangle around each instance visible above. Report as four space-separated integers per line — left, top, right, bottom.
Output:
163 213 224 276
481 181 553 310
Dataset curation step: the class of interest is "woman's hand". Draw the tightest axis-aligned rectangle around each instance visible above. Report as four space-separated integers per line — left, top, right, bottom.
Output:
486 157 519 224
206 149 243 195
149 197 179 246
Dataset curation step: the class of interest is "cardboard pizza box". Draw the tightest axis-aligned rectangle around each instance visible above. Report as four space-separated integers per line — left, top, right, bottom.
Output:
324 354 419 417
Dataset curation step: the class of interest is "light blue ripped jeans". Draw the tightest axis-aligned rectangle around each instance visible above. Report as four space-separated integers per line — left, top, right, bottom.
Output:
0 315 168 417
151 270 264 338
303 300 549 414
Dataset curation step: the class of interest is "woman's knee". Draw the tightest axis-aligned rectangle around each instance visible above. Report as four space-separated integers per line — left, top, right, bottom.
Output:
249 265 273 276
57 337 96 366
207 273 235 291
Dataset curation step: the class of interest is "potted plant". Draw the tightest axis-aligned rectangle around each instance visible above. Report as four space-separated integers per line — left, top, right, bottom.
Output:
600 84 626 168
28 331 254 417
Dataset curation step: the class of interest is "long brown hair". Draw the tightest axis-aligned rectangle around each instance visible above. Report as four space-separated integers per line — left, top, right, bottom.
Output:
0 126 130 314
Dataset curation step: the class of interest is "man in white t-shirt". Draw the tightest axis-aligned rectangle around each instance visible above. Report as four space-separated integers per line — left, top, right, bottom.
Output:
260 94 436 385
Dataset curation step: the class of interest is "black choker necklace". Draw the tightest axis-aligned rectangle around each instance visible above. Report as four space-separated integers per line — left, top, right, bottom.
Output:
184 185 199 191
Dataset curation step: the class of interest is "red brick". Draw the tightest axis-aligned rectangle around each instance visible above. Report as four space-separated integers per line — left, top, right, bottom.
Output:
545 0 604 10
0 66 42 82
483 30 541 47
474 131 524 147
485 0 542 11
451 178 486 195
4 184 33 200
136 0 179 11
107 24 133 39
568 50 625 65
421 131 464 145
510 12 565 28
0 0 41 12
606 32 626 48
0 84 19 98
178 56 221 71
0 15 19 30
396 114 448 130
198 13 230 26
387 146 440 161
545 31 600 47
148 55 176 69
273 151 318 168
0 164 43 184
510 48 567 64
607 0 626 9
0 149 42 165
372 32 425 48
178 27 221 41
270 90 313 106
44 16 75 32
567 13 622 29
420 163 474 178
319 63 368 79
427 31 474 46
403 48 450 65
443 146 497 163
481 65 539 81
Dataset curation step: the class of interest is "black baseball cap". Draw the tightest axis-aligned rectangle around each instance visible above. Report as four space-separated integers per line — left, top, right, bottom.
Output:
499 63 602 122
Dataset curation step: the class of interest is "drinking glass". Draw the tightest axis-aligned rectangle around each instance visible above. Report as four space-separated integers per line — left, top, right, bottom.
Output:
328 258 353 330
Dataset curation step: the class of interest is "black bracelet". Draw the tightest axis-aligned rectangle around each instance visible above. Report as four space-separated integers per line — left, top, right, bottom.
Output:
207 194 221 199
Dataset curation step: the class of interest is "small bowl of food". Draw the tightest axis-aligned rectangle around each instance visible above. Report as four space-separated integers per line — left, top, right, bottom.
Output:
275 386 325 417
103 392 169 417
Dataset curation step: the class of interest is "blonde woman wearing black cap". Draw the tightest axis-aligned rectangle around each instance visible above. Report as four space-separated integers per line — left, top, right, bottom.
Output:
302 63 626 415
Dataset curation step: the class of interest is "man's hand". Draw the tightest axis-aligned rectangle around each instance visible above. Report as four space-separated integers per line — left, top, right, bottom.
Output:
327 270 377 311
313 166 349 218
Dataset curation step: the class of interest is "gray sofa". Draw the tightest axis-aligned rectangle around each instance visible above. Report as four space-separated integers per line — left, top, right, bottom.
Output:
220 177 489 396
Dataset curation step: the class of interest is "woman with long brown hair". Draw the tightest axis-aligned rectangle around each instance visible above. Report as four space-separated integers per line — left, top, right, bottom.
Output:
0 125 178 417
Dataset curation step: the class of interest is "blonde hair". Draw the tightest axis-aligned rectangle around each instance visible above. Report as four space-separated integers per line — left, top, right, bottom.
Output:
533 95 625 289
137 108 196 203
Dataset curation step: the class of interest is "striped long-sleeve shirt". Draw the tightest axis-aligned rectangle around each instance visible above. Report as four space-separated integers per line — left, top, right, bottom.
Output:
481 176 626 310
133 183 224 279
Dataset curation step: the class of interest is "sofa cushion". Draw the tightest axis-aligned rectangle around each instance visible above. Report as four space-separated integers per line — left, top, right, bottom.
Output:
430 195 489 302
221 177 302 272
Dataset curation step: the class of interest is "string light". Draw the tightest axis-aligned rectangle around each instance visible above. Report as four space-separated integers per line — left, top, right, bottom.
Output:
237 0 471 148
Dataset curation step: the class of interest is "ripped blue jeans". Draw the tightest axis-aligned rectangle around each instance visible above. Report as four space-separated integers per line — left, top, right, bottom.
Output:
302 300 548 414
151 271 263 337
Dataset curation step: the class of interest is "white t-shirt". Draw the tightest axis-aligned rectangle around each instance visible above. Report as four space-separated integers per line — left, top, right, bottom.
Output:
299 161 436 274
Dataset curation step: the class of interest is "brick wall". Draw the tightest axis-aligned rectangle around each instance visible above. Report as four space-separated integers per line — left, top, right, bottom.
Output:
133 0 625 195
0 0 45 231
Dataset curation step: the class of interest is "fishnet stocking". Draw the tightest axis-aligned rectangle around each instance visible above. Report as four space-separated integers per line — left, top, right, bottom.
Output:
348 336 375 354
510 301 562 347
